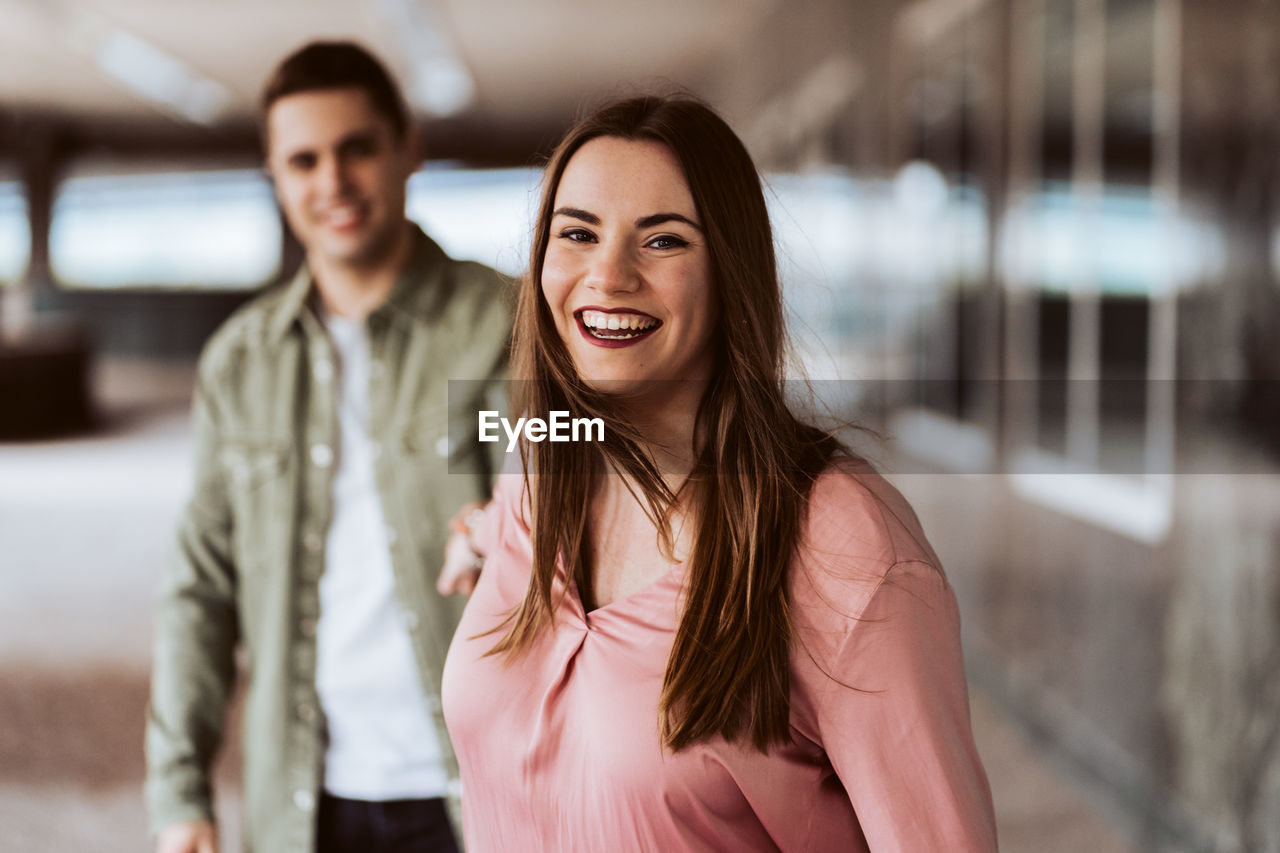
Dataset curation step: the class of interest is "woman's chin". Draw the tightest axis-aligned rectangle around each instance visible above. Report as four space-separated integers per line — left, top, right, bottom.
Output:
576 375 647 396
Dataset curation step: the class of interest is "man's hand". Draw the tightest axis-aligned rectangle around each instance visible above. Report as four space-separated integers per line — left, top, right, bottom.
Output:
156 820 217 853
437 501 488 596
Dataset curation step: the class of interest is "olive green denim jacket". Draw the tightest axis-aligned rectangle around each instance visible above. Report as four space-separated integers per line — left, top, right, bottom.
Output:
145 227 511 852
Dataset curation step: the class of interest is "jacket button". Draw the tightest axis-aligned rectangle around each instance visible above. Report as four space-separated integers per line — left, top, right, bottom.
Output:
436 436 453 458
313 359 333 382
297 703 316 722
310 444 333 468
293 790 315 812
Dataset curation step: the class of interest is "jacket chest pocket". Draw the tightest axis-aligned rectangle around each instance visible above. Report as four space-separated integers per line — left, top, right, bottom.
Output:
221 443 286 489
395 410 490 537
219 439 291 567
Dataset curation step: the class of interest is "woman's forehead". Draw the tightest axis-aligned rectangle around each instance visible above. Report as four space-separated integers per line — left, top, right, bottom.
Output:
553 137 695 216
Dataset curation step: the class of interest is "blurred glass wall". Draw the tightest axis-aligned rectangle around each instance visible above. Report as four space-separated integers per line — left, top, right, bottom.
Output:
741 2 1280 850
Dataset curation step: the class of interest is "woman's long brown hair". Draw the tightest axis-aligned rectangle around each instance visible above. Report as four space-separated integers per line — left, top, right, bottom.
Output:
489 95 840 752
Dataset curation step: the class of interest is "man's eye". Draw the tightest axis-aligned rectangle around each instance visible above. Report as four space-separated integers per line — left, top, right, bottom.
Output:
288 154 316 171
559 228 596 243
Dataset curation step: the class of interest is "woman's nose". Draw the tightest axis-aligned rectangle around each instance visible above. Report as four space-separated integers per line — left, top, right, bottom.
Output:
584 243 640 294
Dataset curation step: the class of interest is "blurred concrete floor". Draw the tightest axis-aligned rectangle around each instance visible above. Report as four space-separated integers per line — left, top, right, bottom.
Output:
0 360 1143 853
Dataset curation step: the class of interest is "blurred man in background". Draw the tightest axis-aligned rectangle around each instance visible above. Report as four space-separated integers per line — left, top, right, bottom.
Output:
145 41 509 853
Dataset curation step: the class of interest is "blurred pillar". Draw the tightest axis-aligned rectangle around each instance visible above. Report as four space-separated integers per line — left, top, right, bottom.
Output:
1066 0 1105 467
1 120 65 339
975 2 1008 416
1146 0 1179 477
1001 0 1046 451
0 120 92 436
18 122 60 311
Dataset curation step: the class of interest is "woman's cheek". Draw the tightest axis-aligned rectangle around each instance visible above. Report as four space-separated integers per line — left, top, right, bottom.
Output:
540 252 576 314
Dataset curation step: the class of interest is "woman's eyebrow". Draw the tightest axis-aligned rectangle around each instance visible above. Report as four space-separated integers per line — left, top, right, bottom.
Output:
552 207 600 225
635 212 702 231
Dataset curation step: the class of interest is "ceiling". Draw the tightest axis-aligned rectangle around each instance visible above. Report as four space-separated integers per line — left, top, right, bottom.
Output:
0 0 777 138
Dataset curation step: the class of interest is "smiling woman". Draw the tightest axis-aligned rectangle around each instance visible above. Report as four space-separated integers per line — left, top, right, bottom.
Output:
541 136 716 388
440 95 997 852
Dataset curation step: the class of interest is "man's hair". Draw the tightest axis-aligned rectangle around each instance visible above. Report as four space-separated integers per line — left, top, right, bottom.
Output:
260 41 409 138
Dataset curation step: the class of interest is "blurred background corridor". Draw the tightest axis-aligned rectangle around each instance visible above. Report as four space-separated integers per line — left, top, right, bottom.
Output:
2 0 1278 850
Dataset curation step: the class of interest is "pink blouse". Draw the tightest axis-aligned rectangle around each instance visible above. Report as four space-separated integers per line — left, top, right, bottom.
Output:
441 463 997 852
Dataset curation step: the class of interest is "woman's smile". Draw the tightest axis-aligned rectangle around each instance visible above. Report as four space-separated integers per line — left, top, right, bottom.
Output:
541 137 717 388
574 307 663 347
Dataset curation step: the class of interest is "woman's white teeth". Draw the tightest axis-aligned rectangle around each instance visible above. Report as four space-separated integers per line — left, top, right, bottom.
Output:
580 310 657 337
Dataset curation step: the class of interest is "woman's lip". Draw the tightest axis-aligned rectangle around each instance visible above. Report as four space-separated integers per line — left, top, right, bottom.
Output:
574 305 657 317
573 311 661 349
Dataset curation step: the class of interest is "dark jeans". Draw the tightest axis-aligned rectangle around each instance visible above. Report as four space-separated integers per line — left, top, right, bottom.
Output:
315 792 459 853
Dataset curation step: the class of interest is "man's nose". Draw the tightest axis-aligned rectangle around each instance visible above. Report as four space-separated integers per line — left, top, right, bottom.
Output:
584 242 640 294
317 155 353 197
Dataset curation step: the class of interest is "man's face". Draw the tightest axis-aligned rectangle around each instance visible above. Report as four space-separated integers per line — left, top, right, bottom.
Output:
265 87 414 270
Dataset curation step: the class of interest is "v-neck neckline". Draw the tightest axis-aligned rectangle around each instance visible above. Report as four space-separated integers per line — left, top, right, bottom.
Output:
565 560 686 624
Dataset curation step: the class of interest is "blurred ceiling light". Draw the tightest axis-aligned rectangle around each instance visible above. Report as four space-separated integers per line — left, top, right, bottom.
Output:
746 53 861 160
94 28 231 125
410 55 475 117
44 0 231 125
898 0 993 47
373 0 475 117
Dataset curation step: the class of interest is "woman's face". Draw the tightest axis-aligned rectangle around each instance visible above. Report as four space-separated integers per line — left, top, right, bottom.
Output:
541 137 717 392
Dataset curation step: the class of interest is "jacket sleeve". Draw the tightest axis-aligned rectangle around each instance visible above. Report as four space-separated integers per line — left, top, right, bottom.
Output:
804 560 998 852
475 329 512 487
471 267 514 487
144 367 240 833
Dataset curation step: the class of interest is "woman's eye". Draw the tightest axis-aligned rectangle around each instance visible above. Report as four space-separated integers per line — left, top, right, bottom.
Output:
559 228 595 243
647 235 689 250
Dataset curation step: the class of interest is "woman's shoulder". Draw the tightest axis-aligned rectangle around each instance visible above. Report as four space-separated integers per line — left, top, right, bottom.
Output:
791 458 947 624
804 457 941 569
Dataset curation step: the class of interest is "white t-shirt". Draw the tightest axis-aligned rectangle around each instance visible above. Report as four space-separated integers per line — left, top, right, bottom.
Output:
314 311 448 800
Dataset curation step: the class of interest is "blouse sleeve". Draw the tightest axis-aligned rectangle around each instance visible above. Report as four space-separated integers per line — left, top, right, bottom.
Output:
798 559 998 852
472 472 526 557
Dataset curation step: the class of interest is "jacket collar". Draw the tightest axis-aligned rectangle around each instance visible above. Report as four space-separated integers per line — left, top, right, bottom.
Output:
266 222 449 343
